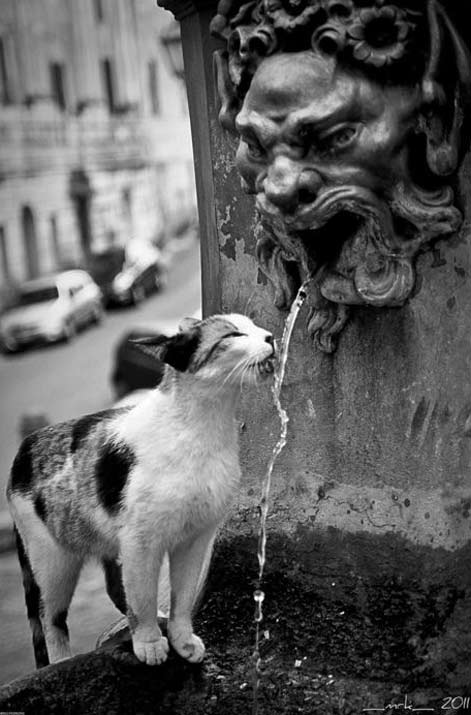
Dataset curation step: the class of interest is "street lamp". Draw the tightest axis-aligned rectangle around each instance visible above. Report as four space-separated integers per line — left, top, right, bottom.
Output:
160 19 185 80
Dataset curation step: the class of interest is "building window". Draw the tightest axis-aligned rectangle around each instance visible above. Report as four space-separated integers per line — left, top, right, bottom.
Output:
21 206 40 279
94 0 104 22
148 61 160 115
101 58 116 113
50 215 62 268
0 37 11 105
0 226 11 282
49 62 67 111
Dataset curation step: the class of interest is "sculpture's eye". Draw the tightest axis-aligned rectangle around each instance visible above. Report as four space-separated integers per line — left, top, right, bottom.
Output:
245 137 265 160
318 125 357 153
298 124 316 148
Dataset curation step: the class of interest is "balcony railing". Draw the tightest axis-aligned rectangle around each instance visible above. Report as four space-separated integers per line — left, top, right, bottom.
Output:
0 114 150 177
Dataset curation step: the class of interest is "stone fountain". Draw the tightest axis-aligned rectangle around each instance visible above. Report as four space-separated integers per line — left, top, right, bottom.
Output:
1 1 470 711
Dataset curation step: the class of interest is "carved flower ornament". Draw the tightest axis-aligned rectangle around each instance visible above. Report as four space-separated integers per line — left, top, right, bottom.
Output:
346 5 413 66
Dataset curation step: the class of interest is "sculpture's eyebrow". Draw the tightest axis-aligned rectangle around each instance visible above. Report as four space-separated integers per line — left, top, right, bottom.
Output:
285 86 364 138
287 104 359 137
236 111 279 147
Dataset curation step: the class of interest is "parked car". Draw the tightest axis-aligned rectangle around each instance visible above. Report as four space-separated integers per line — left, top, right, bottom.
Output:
110 313 200 399
0 270 103 353
88 242 167 308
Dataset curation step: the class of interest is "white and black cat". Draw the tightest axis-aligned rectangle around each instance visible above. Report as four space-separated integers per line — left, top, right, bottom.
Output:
7 314 275 668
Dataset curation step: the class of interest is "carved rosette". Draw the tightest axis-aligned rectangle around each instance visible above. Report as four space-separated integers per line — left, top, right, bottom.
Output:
211 0 471 351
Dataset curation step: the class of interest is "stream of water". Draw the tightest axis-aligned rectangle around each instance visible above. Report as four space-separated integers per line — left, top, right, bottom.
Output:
252 281 310 715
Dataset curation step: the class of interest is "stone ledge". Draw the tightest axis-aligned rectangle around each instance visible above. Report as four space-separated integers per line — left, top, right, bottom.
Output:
0 629 446 715
0 531 466 713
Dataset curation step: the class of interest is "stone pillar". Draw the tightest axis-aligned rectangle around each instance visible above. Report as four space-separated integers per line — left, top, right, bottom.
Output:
160 3 223 317
161 0 471 698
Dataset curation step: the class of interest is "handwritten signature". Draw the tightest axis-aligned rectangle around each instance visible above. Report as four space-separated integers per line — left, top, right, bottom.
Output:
363 694 435 712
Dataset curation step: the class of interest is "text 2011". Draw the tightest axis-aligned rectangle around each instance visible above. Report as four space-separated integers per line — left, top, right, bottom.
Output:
442 697 470 710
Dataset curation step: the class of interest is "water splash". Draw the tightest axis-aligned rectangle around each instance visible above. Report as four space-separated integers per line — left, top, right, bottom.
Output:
252 281 310 715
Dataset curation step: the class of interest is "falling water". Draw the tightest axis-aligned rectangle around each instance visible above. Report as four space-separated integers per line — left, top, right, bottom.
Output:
252 281 310 715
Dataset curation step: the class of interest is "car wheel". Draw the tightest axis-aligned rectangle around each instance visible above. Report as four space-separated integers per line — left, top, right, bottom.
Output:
1 339 18 354
62 319 77 342
131 285 145 306
154 273 163 292
157 271 167 291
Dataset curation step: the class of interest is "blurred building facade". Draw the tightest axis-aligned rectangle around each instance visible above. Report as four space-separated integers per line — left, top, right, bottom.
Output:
0 0 196 297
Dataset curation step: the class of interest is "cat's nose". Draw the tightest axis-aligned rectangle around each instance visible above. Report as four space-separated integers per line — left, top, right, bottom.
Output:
265 334 274 351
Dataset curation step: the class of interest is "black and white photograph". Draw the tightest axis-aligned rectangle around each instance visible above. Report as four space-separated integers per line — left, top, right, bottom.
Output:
0 0 469 713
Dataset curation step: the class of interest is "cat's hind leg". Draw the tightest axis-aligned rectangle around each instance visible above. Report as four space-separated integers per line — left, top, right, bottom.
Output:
14 525 49 668
11 497 83 665
167 525 217 663
28 534 83 664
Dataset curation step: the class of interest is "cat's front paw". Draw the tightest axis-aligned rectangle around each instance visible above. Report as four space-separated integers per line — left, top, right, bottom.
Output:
132 635 169 666
168 625 205 663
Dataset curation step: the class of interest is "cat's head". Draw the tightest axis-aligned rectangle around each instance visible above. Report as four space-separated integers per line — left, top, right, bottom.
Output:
134 314 275 385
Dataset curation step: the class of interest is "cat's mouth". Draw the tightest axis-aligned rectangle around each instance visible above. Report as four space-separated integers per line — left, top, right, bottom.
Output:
257 356 275 377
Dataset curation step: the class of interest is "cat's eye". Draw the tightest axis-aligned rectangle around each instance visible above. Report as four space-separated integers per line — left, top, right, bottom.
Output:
223 331 246 339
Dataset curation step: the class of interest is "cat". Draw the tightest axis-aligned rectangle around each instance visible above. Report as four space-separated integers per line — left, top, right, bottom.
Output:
7 313 275 668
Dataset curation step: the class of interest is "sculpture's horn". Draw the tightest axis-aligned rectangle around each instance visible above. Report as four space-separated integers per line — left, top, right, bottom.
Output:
421 0 471 177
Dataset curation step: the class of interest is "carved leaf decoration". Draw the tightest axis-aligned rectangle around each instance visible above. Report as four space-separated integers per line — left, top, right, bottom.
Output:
256 235 298 309
307 303 350 353
353 256 415 307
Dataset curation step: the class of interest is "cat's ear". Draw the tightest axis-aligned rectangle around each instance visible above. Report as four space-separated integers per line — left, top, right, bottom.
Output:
179 316 200 332
161 330 200 371
132 331 200 372
131 334 168 362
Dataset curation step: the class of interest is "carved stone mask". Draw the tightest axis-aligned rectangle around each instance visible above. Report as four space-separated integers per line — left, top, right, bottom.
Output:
212 0 471 351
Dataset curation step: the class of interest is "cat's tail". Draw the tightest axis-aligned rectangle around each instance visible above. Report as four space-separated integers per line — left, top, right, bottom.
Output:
14 525 49 668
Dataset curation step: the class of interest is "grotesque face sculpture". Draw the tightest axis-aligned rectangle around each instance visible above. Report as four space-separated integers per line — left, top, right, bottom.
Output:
212 0 470 351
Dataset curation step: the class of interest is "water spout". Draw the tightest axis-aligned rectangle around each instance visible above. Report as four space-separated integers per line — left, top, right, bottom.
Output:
252 281 310 714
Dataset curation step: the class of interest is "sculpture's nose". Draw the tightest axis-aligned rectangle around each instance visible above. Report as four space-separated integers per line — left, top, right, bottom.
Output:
264 157 322 212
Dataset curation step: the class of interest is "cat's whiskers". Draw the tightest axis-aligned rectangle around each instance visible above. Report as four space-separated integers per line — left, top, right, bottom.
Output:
240 356 260 389
238 363 248 392
221 355 253 388
239 357 263 391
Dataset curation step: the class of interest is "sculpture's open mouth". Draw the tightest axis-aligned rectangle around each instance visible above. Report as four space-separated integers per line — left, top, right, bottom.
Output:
257 185 376 274
294 211 365 270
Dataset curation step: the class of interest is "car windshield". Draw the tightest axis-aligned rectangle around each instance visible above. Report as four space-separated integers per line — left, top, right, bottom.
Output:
17 286 59 306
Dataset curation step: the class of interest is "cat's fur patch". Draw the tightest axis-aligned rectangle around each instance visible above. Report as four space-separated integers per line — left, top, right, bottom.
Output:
8 313 274 668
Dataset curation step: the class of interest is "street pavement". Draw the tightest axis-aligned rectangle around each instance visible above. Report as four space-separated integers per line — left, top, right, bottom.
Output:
0 236 201 685
0 554 121 685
